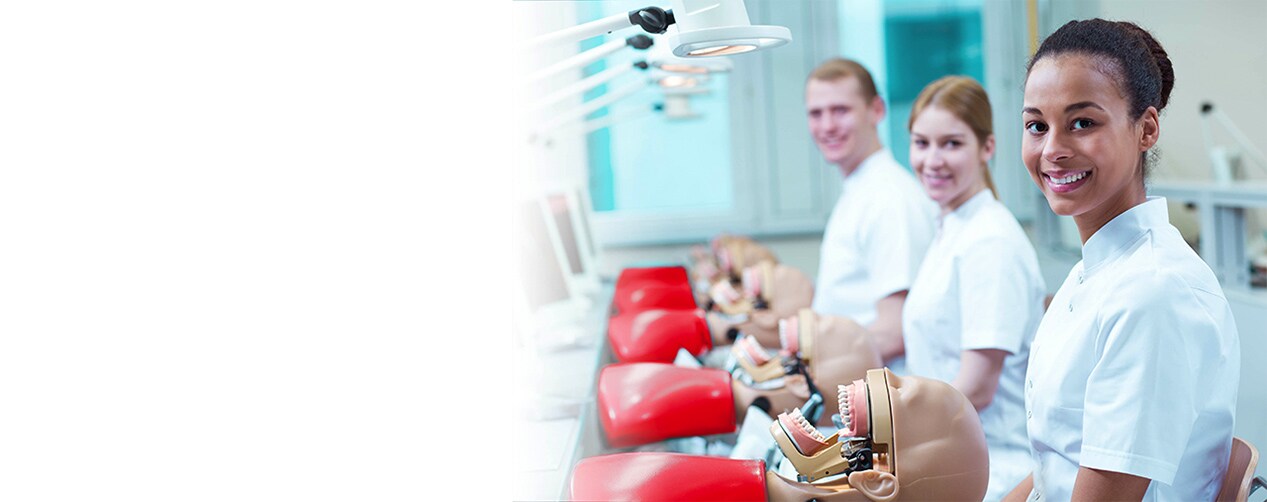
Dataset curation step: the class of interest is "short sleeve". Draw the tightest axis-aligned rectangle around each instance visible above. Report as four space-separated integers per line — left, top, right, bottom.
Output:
1078 272 1209 484
860 193 933 300
955 235 1039 354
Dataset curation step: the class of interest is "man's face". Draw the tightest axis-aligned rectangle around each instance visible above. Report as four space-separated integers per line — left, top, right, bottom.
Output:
806 76 880 168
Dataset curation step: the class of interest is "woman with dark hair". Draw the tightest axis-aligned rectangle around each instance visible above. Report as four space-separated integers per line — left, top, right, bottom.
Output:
1004 19 1240 502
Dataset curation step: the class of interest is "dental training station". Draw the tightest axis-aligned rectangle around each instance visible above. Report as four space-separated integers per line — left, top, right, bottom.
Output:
512 1 1267 501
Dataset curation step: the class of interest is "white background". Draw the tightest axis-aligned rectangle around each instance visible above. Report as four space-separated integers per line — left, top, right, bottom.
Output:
0 1 504 499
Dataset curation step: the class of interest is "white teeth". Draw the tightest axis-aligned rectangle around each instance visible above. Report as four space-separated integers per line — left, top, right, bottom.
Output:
791 409 826 441
1050 172 1088 185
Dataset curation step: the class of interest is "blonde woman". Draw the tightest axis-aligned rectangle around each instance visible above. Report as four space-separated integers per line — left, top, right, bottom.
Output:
901 76 1046 501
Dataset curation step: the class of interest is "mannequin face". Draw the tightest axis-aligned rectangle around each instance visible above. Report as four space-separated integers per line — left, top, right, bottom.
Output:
909 105 994 213
731 311 880 426
765 369 989 501
708 263 814 347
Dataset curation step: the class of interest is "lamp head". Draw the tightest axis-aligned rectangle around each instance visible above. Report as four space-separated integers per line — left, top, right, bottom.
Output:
647 38 735 74
666 0 791 57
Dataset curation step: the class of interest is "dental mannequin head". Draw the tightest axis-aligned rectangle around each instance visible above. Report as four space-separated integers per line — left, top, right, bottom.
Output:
730 309 882 426
706 262 815 347
690 234 779 305
909 76 997 213
766 368 989 501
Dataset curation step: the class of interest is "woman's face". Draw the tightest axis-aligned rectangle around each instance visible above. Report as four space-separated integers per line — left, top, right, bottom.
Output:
1021 54 1157 228
909 105 992 212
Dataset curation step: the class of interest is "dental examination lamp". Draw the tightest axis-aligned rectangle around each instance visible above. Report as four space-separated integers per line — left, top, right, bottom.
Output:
526 34 654 86
646 37 735 74
528 0 790 58
1200 101 1267 183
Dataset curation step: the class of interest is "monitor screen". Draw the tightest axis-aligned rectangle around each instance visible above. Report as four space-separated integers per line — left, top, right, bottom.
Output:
517 200 570 311
547 193 584 276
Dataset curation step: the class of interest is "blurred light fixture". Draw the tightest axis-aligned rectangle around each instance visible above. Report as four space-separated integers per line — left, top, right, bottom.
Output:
528 1 789 58
666 0 790 57
1200 102 1267 183
646 38 734 74
657 74 700 88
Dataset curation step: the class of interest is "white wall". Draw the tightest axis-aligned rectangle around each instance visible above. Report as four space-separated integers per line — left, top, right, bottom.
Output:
1098 0 1267 240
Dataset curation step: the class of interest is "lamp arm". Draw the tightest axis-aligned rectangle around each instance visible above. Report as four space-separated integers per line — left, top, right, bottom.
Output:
528 6 674 48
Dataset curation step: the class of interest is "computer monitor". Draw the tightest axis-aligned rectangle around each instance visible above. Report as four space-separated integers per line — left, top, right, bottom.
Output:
515 196 589 349
543 184 602 296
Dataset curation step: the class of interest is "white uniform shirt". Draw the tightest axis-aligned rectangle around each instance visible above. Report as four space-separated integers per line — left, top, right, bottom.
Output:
812 149 936 327
1025 197 1240 502
903 189 1045 502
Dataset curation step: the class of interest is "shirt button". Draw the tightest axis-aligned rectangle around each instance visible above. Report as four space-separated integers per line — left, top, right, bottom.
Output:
1028 379 1033 389
1068 302 1073 312
1028 410 1033 419
1078 273 1084 284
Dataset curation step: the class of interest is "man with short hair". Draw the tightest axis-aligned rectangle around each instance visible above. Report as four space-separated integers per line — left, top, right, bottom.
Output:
805 58 935 370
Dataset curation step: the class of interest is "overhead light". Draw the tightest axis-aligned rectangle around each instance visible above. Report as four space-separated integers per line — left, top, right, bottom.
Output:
666 0 791 58
527 1 789 59
657 74 700 88
646 37 734 74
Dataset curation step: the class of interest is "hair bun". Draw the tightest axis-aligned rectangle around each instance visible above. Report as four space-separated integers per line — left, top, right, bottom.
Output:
1116 21 1174 111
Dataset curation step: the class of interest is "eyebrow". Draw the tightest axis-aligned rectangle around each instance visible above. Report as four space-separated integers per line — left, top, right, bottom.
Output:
1065 101 1105 113
911 132 966 139
1022 101 1106 116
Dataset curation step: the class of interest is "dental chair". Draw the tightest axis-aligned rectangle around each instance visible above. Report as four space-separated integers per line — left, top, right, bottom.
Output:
611 265 698 316
598 309 882 449
572 368 990 501
606 262 813 364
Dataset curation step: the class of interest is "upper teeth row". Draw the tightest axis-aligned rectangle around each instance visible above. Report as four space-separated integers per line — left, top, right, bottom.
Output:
1052 172 1088 185
838 385 852 429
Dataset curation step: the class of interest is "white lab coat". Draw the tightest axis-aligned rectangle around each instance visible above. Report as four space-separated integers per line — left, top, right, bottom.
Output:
903 188 1045 502
812 149 935 373
1025 197 1240 502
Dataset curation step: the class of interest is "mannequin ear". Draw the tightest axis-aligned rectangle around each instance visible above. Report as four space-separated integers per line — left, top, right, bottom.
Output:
849 470 899 502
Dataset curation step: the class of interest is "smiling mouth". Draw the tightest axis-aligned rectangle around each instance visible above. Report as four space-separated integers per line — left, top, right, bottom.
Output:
1043 170 1091 192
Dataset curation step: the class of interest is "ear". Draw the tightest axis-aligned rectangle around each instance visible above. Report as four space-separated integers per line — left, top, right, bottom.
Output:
982 134 996 163
1138 106 1160 151
849 470 899 502
869 96 887 124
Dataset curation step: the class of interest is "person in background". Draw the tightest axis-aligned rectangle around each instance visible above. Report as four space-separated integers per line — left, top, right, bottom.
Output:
805 57 937 372
901 75 1045 502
